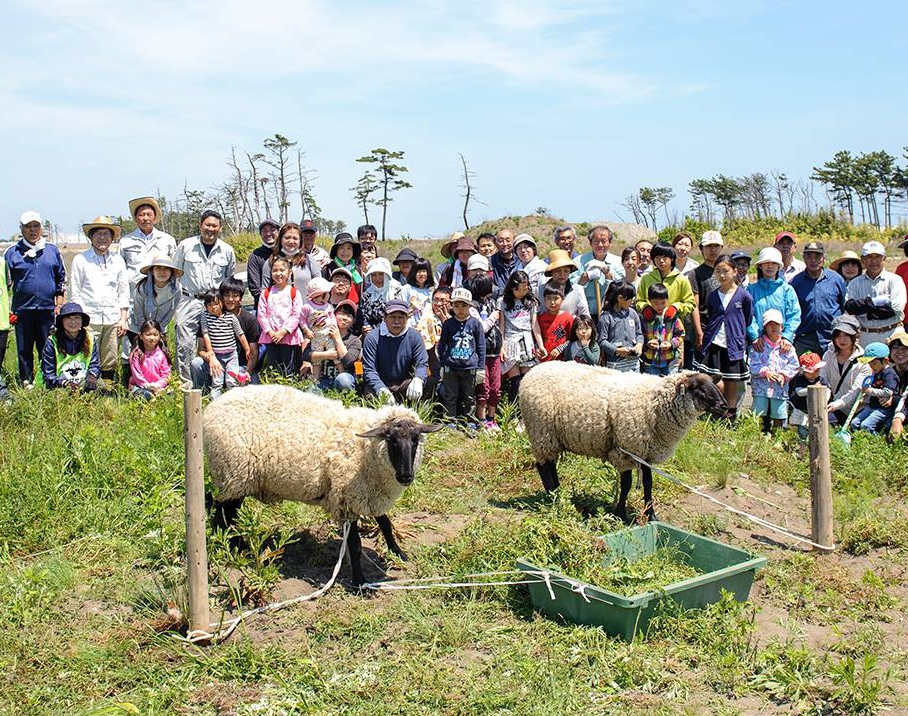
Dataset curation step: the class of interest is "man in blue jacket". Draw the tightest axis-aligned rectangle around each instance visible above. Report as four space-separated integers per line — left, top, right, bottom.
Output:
790 241 845 355
361 300 429 404
4 211 66 385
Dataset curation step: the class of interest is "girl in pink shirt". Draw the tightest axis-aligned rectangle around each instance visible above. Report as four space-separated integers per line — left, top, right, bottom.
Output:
257 256 304 377
129 320 172 399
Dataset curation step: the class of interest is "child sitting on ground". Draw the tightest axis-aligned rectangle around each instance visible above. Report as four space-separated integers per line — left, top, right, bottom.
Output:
298 277 337 382
852 342 899 434
788 351 828 440
129 319 172 400
40 302 100 391
640 283 684 376
437 287 486 426
538 284 574 362
598 281 642 372
749 308 799 433
562 315 601 365
201 289 251 399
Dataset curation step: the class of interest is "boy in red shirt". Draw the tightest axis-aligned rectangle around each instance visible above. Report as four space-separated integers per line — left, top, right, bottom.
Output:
538 284 574 361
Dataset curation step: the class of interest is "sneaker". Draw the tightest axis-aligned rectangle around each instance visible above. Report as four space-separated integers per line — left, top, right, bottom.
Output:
515 420 525 434
483 420 501 433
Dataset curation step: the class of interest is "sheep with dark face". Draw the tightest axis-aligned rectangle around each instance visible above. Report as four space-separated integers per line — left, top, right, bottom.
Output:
204 385 441 585
519 363 727 522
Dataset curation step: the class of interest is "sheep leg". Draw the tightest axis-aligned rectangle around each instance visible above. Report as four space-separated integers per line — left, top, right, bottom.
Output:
376 514 407 561
346 520 366 587
615 471 633 524
641 465 658 522
211 497 244 532
536 461 560 492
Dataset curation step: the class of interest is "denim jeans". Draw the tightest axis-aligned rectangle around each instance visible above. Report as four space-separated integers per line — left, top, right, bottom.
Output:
317 372 357 392
14 309 54 382
191 352 239 398
851 407 893 434
643 363 678 377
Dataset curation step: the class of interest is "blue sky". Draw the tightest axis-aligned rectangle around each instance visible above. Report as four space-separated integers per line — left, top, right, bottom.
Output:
1 0 906 240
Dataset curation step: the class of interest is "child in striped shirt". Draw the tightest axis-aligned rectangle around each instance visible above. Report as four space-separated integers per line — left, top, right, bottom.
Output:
201 289 251 398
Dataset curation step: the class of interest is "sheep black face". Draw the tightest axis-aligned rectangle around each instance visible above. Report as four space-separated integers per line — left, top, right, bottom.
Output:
677 373 727 417
357 419 443 485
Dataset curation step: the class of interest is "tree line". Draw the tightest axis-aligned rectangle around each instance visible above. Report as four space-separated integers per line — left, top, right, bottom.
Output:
620 146 908 231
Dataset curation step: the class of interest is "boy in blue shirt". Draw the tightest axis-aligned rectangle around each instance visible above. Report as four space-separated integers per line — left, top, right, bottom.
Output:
438 287 486 426
851 342 899 434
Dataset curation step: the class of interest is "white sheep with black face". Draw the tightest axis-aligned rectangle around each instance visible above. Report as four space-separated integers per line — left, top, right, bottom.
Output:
519 362 727 522
204 385 441 585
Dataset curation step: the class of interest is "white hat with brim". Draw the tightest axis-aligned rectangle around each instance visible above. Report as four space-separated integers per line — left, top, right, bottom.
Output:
82 215 122 241
19 210 42 226
129 197 162 223
139 255 183 277
762 308 784 327
755 246 783 266
365 257 392 277
514 233 536 250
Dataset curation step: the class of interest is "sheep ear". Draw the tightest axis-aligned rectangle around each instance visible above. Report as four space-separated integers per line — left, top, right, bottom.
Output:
357 425 389 439
677 378 688 396
419 423 444 434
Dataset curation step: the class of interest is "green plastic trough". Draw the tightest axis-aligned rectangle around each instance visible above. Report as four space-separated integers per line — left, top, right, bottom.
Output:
516 522 766 642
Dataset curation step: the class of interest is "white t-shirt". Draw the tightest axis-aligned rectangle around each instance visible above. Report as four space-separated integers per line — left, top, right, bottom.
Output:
712 288 736 349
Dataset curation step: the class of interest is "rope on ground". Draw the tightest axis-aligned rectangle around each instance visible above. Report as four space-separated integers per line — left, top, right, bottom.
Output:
618 448 835 552
178 521 352 645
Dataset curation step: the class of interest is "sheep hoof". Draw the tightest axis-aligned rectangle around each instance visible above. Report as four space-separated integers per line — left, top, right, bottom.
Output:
614 505 632 525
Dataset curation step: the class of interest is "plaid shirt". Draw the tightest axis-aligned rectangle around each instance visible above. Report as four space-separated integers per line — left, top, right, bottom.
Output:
641 306 685 368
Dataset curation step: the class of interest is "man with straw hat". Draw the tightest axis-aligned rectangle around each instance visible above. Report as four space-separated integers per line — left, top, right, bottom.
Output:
68 216 129 385
120 197 176 290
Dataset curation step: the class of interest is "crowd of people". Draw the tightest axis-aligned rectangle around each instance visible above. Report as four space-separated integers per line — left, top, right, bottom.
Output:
3 198 907 441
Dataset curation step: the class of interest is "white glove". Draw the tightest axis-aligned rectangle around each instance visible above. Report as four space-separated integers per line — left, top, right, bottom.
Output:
795 387 808 397
378 388 396 405
406 377 424 401
586 268 602 281
871 295 889 307
585 259 607 271
474 369 486 386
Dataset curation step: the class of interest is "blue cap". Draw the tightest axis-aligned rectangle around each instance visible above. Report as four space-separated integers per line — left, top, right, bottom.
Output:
859 342 890 362
384 299 411 316
731 250 751 263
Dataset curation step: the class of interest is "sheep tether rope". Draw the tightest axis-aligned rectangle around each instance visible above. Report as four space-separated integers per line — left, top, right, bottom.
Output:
618 447 834 552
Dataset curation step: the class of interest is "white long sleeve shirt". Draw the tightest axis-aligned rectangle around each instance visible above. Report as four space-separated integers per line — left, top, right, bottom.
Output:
68 248 130 324
173 236 237 297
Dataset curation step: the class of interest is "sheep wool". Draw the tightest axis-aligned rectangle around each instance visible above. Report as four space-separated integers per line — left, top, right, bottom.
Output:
203 385 426 520
519 361 710 474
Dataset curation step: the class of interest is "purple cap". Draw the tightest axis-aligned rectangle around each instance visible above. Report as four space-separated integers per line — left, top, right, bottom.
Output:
384 299 411 316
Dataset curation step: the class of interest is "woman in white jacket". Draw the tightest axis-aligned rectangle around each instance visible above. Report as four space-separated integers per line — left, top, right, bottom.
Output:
821 314 872 425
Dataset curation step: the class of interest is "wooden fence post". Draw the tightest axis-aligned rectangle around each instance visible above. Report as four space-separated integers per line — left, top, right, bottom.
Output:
807 384 834 552
183 389 210 636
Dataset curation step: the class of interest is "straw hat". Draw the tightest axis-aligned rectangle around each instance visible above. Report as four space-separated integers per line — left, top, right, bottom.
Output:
81 215 121 241
139 254 183 277
441 232 466 259
829 250 863 272
544 249 578 274
128 196 162 223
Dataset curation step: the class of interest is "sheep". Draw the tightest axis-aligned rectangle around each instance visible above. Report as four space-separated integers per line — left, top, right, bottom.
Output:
519 362 727 522
203 384 441 585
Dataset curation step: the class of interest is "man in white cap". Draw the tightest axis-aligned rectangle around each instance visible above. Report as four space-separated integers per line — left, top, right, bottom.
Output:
689 230 725 362
119 197 177 289
844 241 907 345
572 225 625 319
172 210 237 383
4 211 66 385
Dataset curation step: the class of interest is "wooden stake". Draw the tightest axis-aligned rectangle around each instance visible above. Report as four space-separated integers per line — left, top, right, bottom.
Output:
183 389 211 636
807 384 834 552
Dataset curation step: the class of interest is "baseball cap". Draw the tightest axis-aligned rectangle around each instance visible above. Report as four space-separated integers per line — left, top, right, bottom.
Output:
335 299 357 316
858 342 890 362
700 230 724 247
258 218 279 231
861 241 886 257
450 287 473 304
762 308 784 327
384 299 410 316
886 329 908 349
802 241 825 254
300 219 317 233
19 210 42 226
774 231 797 244
730 250 751 263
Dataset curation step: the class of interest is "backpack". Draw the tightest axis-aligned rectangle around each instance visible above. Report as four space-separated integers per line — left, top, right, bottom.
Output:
262 286 297 302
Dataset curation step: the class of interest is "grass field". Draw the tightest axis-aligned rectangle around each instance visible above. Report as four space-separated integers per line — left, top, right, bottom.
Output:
1 372 907 716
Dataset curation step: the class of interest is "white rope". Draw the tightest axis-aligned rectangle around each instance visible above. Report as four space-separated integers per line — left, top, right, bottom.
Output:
179 521 351 644
618 448 835 552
